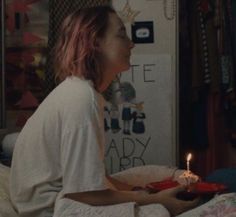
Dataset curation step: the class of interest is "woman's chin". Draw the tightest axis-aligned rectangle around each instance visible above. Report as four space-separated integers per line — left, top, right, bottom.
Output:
120 63 131 72
111 62 131 75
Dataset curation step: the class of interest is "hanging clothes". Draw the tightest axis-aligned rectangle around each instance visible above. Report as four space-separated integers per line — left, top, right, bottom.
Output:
218 0 235 94
190 0 221 150
179 0 193 152
179 0 232 176
218 0 236 147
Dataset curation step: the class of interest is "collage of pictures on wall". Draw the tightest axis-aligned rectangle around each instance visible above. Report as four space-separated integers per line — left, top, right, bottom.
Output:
4 0 48 111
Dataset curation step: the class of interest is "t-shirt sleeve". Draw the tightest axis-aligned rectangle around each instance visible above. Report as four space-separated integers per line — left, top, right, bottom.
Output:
60 120 108 195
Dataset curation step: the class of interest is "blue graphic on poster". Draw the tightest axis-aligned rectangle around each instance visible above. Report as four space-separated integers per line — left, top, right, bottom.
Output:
103 80 146 135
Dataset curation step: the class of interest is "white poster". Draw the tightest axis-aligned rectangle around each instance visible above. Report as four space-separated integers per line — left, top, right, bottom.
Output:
104 54 175 174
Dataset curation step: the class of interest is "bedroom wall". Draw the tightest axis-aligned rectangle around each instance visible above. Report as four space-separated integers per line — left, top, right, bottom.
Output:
1 0 179 172
105 0 178 174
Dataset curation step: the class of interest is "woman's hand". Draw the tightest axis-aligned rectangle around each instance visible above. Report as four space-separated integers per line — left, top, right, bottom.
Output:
152 185 200 216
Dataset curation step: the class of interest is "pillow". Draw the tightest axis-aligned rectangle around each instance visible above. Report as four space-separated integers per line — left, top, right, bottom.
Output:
111 165 185 186
2 132 20 157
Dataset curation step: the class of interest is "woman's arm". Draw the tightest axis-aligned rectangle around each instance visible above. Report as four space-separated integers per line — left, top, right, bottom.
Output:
106 175 135 191
64 186 199 216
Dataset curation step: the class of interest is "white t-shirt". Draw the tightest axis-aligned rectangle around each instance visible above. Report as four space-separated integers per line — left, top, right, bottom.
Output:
10 76 108 217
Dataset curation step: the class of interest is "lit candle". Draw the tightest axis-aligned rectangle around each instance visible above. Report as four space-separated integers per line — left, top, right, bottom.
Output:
186 153 192 172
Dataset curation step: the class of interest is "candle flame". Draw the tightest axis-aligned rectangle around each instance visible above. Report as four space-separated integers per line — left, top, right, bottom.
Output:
187 153 192 161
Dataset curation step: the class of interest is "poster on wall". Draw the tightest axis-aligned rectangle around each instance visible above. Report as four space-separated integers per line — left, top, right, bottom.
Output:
104 54 175 174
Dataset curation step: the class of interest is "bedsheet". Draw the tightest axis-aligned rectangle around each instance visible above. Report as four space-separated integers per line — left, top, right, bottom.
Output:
53 198 170 217
1 163 236 217
0 163 18 217
176 193 236 217
53 165 176 217
0 164 178 217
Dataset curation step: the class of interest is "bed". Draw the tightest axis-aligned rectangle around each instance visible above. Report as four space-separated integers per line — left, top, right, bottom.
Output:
1 162 236 217
1 132 236 217
0 162 182 217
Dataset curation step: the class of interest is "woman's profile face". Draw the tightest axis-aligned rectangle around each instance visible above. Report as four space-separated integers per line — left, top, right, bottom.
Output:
98 13 134 76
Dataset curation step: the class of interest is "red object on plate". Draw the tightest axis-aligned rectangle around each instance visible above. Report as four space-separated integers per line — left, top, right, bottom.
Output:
146 180 227 195
190 182 227 194
146 179 179 192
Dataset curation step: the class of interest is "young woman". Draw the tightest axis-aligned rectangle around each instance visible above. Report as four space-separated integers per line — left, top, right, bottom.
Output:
10 6 198 217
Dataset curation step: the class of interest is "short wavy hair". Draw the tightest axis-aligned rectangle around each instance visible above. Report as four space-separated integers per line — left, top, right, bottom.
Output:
53 6 116 90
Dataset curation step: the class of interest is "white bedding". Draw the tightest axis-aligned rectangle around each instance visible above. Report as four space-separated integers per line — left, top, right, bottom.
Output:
176 192 236 217
1 163 236 217
0 164 178 217
0 163 18 217
53 198 170 217
53 165 180 217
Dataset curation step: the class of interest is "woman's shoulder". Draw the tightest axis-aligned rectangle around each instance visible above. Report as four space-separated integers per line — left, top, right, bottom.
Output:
51 76 94 101
41 76 104 117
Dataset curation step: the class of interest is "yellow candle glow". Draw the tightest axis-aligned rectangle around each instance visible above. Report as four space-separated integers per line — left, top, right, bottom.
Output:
186 153 192 172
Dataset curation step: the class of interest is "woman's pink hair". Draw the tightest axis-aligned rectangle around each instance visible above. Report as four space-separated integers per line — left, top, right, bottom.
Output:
53 6 115 90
